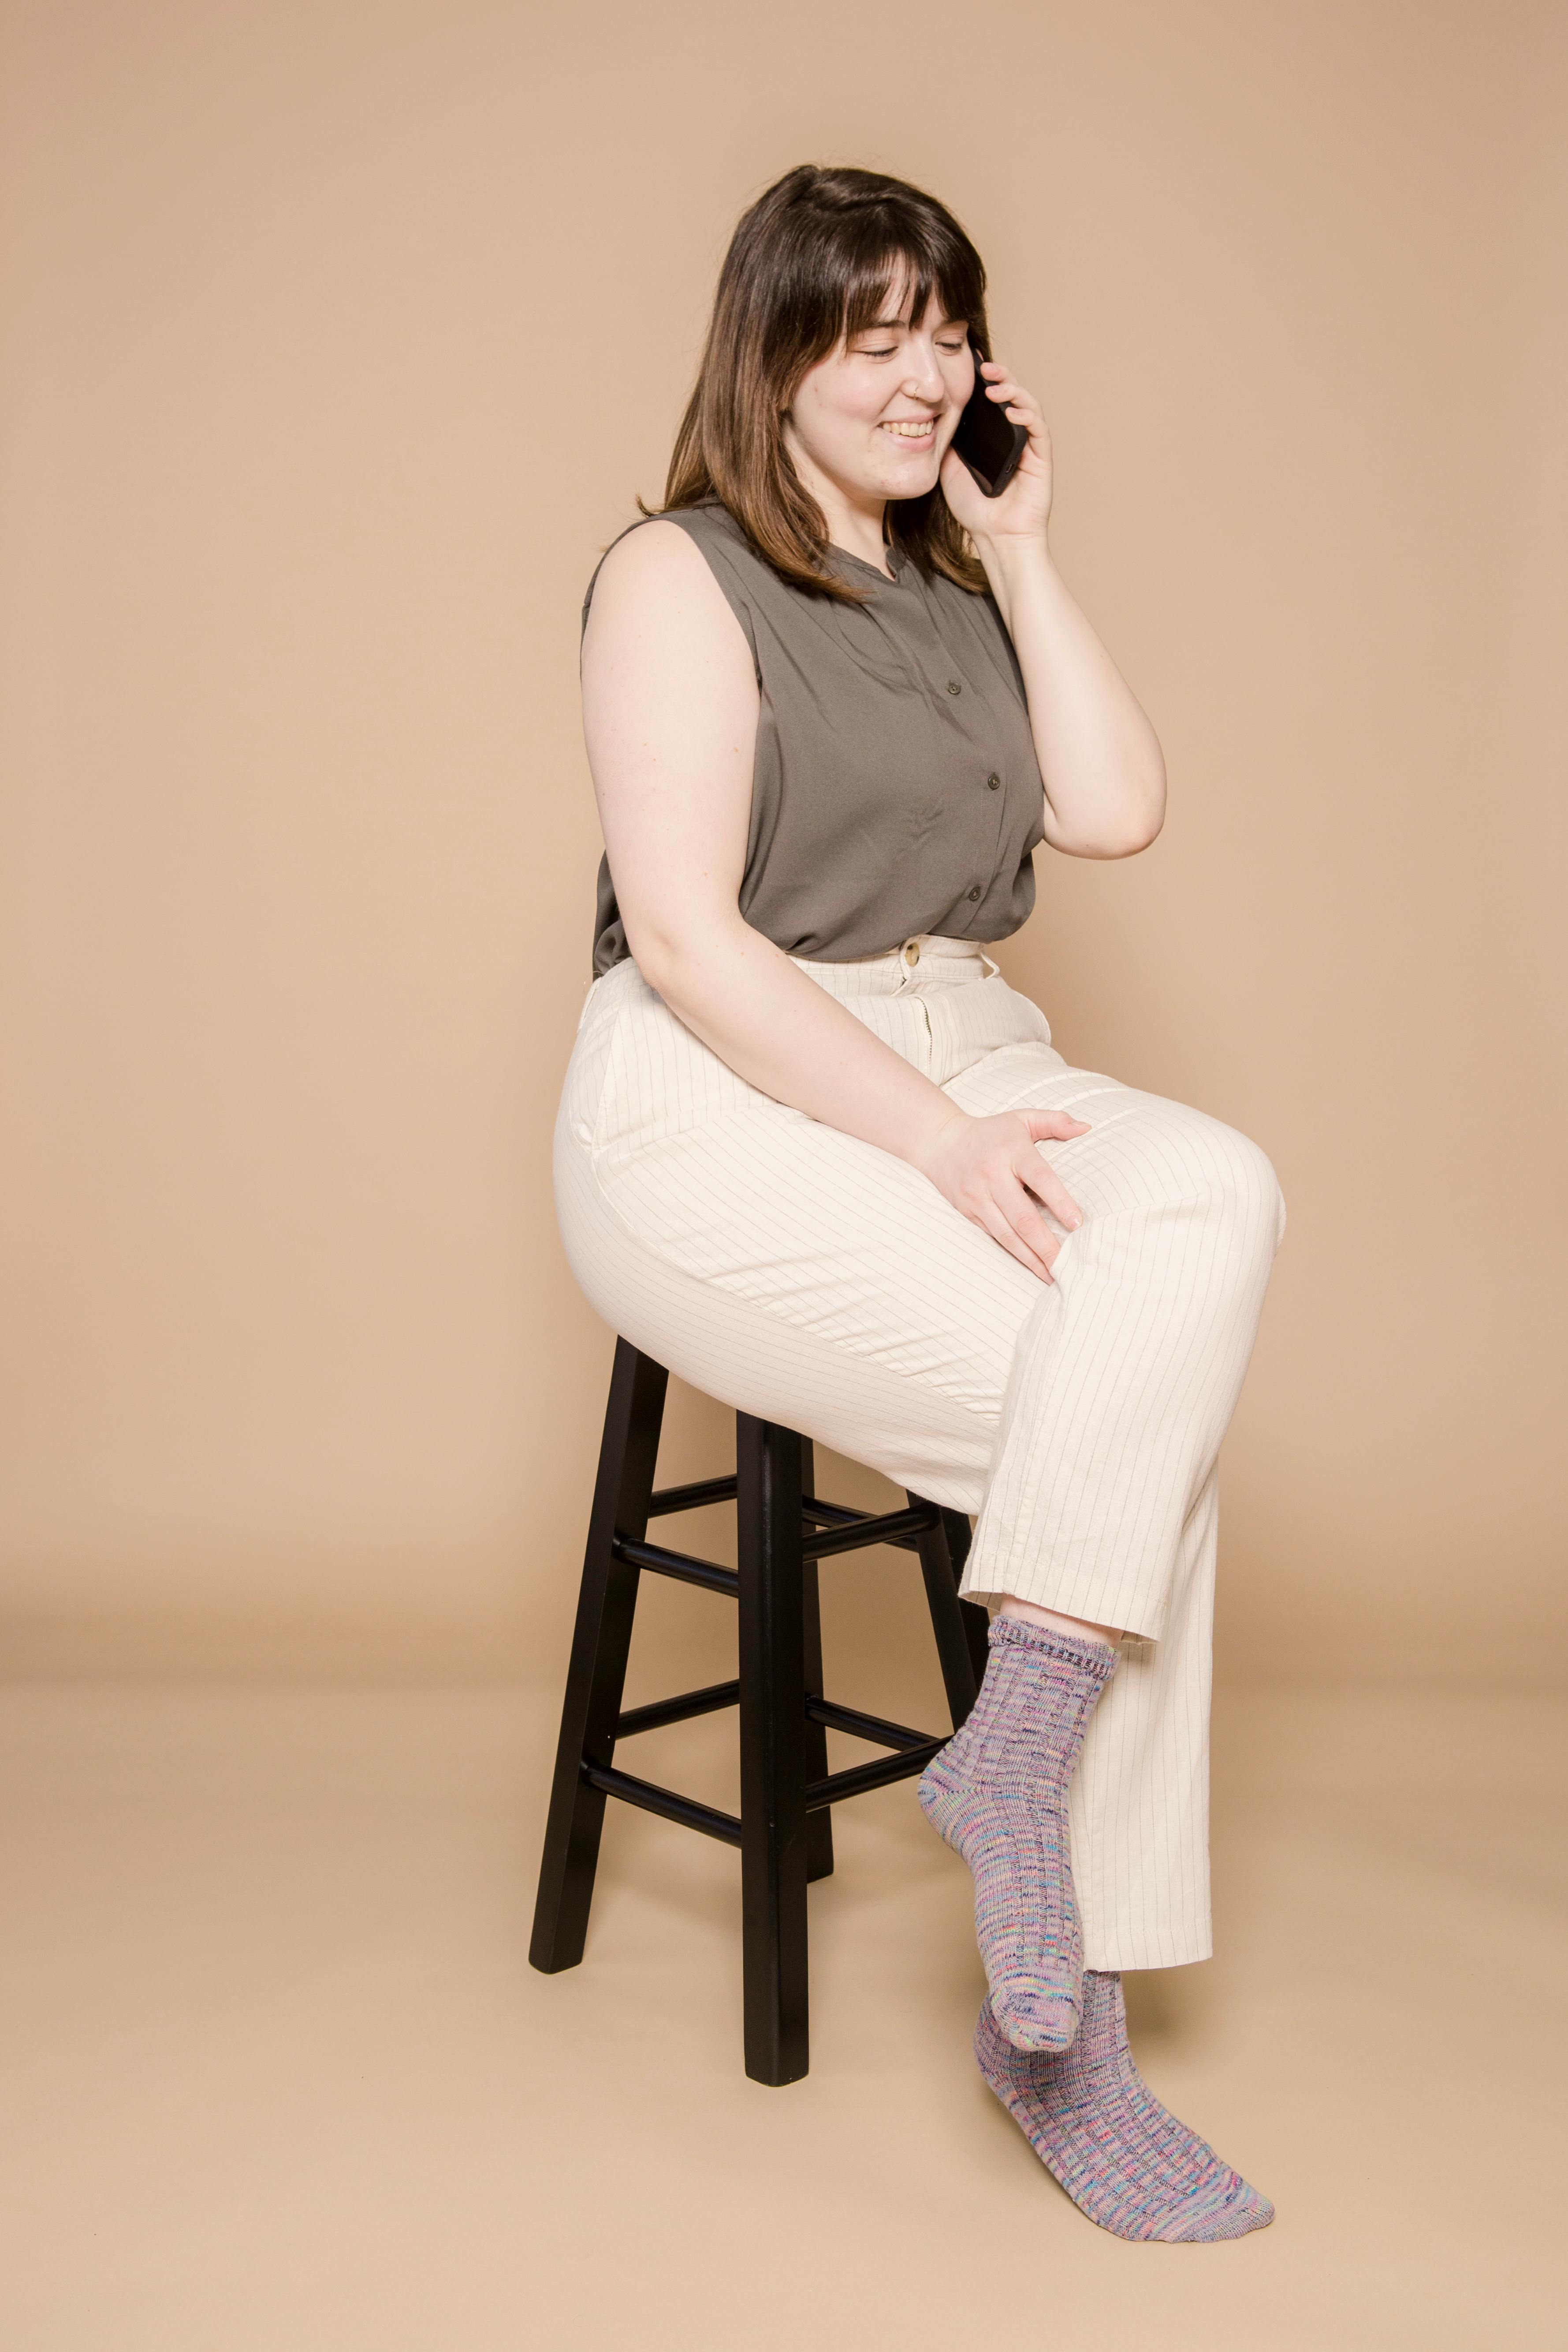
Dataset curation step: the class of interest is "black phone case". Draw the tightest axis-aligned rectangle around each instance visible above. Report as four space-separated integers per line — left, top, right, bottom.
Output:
950 349 1029 497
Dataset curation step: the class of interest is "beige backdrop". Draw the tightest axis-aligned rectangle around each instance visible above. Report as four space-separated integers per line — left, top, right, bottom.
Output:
2 0 1563 1690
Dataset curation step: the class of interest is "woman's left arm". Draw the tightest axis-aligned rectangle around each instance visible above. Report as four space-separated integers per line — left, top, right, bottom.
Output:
939 359 1166 857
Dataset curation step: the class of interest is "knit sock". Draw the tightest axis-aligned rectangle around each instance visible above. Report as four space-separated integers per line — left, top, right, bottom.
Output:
976 1970 1275 2241
916 1616 1117 2052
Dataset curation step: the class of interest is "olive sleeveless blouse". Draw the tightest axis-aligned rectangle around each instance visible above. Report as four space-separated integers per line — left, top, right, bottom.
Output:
583 498 1046 979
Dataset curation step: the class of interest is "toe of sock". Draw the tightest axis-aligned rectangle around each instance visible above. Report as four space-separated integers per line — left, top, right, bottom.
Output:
1158 2179 1275 2242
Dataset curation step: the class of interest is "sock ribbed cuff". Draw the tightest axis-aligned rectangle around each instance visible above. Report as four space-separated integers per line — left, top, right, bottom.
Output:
988 1615 1119 1686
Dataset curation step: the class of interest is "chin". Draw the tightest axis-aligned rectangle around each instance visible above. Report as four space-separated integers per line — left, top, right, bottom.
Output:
868 461 941 500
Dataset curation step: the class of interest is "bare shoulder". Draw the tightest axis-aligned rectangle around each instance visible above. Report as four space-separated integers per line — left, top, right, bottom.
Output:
592 515 719 611
594 514 705 582
587 517 732 634
582 513 759 827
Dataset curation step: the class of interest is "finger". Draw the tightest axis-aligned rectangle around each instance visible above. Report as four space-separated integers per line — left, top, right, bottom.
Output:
1014 1154 1084 1232
995 391 1048 446
972 1196 1057 1285
989 1169 1065 1268
1021 1110 1091 1139
978 360 1028 404
1001 1166 1074 1256
982 371 1038 417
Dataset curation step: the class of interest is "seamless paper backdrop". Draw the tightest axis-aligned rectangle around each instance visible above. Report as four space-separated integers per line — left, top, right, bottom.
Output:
1 0 1563 1686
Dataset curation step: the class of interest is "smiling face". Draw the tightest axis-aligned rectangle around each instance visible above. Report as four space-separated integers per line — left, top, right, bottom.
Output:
781 271 976 514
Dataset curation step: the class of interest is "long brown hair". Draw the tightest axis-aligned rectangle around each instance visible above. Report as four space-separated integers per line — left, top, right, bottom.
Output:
641 164 995 604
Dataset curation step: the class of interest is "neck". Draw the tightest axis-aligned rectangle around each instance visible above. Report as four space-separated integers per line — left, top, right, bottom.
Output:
784 435 891 575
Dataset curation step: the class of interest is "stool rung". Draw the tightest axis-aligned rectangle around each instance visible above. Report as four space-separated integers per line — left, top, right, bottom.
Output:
801 1492 929 1555
647 1474 738 1517
806 1696 937 1753
801 1501 940 1561
806 1738 945 1812
612 1533 739 1597
615 1511 937 1586
581 1761 742 1846
648 1478 935 1546
616 1680 740 1739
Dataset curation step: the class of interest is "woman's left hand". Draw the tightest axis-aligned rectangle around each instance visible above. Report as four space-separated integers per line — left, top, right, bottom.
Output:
939 358 1054 548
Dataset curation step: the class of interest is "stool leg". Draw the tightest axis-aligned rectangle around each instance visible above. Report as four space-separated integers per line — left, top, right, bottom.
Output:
737 1415 810 2086
908 1494 990 1731
946 1508 993 1698
529 1339 668 1974
797 1437 834 1885
941 1505 993 1699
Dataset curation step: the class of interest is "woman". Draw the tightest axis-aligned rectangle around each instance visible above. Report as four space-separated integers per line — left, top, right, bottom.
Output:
554 163 1285 2242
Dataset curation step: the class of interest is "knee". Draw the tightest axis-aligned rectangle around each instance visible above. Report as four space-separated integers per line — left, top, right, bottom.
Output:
1167 1110 1287 1258
1210 1124 1287 1256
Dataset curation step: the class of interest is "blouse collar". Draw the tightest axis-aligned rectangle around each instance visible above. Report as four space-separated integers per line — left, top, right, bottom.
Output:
827 540 905 587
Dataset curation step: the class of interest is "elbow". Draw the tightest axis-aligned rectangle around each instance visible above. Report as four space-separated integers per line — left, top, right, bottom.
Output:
1112 760 1168 855
1050 768 1166 859
1056 806 1165 860
619 908 747 999
1109 806 1165 857
616 894 693 988
622 919 682 994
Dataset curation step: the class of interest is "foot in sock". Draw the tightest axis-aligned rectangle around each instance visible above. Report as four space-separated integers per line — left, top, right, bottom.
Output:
976 1969 1275 2241
917 1616 1117 2051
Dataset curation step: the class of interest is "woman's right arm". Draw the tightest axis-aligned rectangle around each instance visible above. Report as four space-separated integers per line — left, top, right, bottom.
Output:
579 521 1088 1284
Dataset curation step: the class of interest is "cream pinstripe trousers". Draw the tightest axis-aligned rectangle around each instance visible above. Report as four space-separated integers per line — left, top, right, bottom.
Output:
553 933 1286 1969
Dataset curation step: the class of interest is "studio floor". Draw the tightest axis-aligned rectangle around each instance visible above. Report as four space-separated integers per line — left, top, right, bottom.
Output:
0 1672 1560 2350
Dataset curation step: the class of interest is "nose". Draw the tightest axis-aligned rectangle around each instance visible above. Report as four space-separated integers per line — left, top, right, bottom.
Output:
901 339 946 402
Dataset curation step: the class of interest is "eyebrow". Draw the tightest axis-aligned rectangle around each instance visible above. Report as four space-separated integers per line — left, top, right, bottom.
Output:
857 313 965 333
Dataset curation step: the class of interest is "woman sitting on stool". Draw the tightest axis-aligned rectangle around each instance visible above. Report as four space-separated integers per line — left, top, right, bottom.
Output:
554 161 1286 2243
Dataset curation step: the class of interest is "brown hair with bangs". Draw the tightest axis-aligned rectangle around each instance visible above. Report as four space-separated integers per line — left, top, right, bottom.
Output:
642 164 995 604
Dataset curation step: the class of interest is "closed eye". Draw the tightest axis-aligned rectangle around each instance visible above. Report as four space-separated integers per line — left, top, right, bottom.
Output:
860 339 971 360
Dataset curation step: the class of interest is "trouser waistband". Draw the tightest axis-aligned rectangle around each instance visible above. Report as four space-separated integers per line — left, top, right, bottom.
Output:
788 932 1002 998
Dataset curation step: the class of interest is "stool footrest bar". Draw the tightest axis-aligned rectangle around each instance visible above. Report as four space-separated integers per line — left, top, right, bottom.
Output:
647 1474 738 1518
800 1492 928 1555
801 1502 940 1561
805 1697 938 1753
805 1739 946 1812
616 1681 741 1739
612 1534 740 1597
581 1763 743 1846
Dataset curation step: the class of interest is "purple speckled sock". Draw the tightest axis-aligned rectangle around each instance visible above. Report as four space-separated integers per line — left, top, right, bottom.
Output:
917 1616 1116 2052
976 1971 1275 2241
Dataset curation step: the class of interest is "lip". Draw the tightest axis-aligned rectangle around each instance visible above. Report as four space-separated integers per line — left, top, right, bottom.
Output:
879 417 938 445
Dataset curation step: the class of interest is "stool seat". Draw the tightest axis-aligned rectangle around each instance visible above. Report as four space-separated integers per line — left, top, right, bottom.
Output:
529 1336 989 2084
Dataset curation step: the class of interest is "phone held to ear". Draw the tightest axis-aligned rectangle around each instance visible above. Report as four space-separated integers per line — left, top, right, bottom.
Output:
950 344 1030 499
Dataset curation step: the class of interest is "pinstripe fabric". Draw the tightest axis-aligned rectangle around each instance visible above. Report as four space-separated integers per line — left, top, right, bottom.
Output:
552 934 1285 1969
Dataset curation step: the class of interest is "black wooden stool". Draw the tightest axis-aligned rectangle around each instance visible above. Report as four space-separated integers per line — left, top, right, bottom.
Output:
529 1336 991 2085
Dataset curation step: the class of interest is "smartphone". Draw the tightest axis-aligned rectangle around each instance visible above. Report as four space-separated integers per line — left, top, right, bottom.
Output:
950 343 1029 498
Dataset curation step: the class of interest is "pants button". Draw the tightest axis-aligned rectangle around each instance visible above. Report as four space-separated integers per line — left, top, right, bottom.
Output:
902 937 921 964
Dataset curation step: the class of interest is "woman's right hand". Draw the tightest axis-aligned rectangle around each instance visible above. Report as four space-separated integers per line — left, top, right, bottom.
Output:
908 1106 1091 1284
